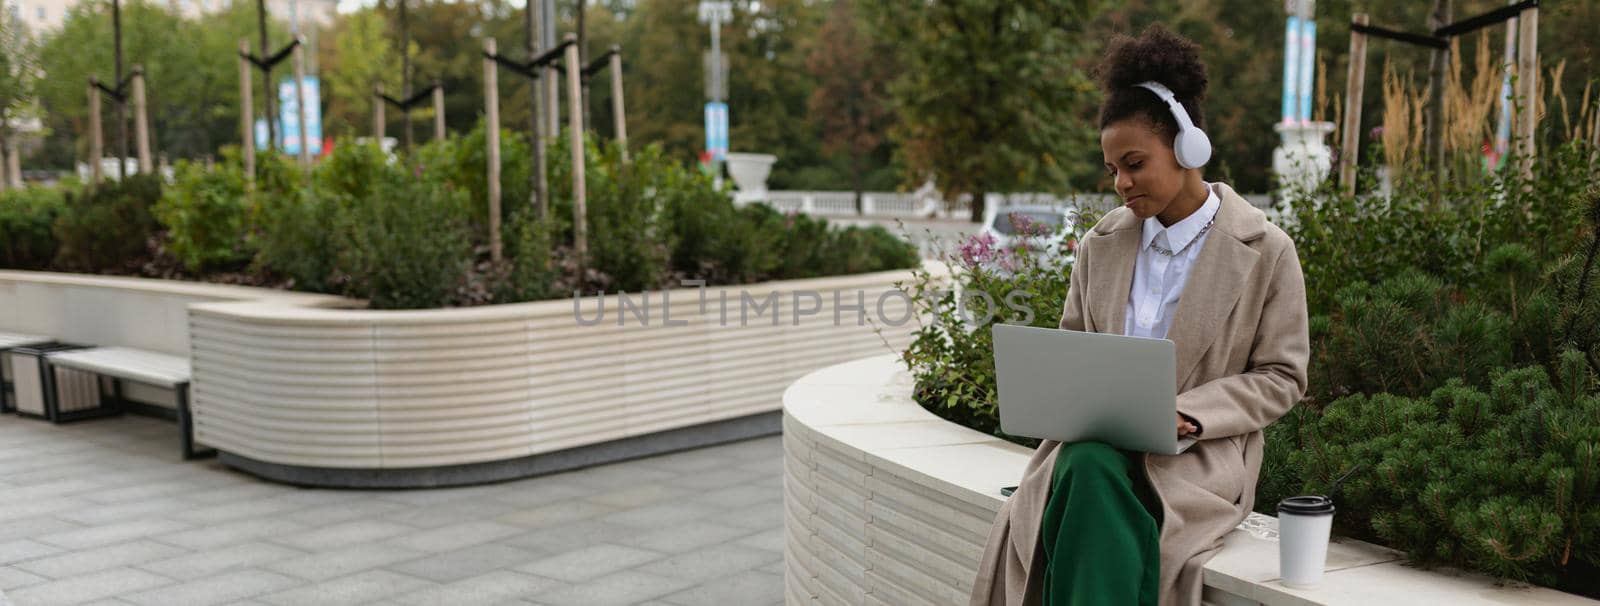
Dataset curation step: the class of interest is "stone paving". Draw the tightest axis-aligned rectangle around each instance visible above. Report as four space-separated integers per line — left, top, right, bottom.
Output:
0 415 786 606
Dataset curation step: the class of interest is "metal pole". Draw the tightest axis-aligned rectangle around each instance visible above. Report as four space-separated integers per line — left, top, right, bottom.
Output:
293 38 310 171
257 0 275 152
113 0 127 179
238 38 256 184
484 39 503 263
565 35 587 280
132 66 152 174
1338 14 1368 193
610 47 627 161
88 78 103 184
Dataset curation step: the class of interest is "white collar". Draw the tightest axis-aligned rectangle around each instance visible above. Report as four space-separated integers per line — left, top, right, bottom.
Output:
1140 184 1221 253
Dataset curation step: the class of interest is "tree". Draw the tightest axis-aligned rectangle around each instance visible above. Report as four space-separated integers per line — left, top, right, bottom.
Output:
31 1 280 168
863 0 1109 222
321 10 400 138
806 0 893 211
0 6 40 185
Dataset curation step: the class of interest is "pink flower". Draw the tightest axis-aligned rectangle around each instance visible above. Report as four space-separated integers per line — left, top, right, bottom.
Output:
959 232 998 267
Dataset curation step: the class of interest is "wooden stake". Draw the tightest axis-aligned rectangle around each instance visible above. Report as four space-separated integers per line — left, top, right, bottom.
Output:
433 82 445 142
373 82 386 143
484 39 503 263
1339 14 1369 194
293 39 310 171
132 66 153 174
610 46 628 162
238 39 255 184
1515 5 1539 182
1425 0 1451 180
565 34 587 279
88 78 103 184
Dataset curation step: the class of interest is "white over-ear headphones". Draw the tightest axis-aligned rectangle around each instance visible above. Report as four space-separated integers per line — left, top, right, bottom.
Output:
1135 81 1211 169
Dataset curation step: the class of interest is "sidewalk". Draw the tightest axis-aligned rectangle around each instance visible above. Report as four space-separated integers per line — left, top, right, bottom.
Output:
0 416 784 606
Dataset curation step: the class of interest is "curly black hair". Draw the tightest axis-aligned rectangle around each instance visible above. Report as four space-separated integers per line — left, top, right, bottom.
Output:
1095 24 1209 142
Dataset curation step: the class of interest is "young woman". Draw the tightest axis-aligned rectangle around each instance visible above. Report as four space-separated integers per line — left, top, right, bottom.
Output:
970 25 1311 606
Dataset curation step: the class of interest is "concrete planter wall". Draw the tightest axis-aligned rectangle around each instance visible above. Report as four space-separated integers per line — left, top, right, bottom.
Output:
0 266 934 488
782 355 1600 606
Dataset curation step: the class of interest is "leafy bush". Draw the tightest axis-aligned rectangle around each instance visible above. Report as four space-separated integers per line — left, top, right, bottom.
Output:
416 120 534 234
899 215 1087 443
52 174 162 271
0 185 68 269
154 157 252 272
331 172 473 309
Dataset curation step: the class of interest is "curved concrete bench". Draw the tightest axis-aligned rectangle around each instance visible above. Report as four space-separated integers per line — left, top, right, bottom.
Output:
782 355 1599 606
2 266 934 487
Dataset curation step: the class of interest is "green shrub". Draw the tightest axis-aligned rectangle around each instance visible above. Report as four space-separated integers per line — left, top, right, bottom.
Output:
331 173 473 309
1292 352 1599 595
52 174 162 271
900 214 1088 443
416 120 534 234
154 157 252 272
0 185 68 269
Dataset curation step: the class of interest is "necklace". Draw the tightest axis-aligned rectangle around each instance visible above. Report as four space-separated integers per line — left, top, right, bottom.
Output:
1150 219 1214 257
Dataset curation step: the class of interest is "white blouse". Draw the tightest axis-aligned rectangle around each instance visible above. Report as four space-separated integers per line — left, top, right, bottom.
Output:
1124 184 1222 340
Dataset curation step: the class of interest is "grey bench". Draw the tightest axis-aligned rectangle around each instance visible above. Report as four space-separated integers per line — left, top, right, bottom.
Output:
0 332 54 414
45 347 215 460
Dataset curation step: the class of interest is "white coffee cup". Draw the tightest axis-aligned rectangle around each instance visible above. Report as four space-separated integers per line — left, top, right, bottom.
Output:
1277 495 1335 588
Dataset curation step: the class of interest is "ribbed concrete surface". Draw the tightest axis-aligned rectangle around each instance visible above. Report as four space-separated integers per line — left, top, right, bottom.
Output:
189 267 937 471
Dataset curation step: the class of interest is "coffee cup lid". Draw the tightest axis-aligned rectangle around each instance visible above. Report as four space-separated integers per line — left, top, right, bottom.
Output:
1277 495 1335 516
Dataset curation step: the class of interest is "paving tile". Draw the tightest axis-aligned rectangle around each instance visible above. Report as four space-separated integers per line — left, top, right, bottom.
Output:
394 570 567 606
715 501 783 530
266 543 428 582
137 542 305 581
584 484 691 509
495 499 622 530
669 467 769 491
385 543 543 583
0 565 47 591
273 520 414 552
659 569 784 606
36 519 191 550
614 520 755 554
154 518 308 551
380 499 519 529
597 501 719 529
281 499 408 528
734 528 785 553
486 481 591 508
258 569 437 606
56 497 197 526
386 522 523 554
499 519 639 554
0 497 96 522
5 567 172 606
15 540 186 579
531 569 694 606
690 483 780 509
0 518 83 544
636 543 783 583
516 544 666 583
175 497 306 526
122 569 300 606
0 541 63 566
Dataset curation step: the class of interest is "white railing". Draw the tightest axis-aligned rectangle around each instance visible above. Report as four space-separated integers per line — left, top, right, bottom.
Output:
738 189 1277 220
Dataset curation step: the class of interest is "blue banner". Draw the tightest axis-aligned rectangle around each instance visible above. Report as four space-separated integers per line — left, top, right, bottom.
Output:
704 101 729 161
277 76 323 156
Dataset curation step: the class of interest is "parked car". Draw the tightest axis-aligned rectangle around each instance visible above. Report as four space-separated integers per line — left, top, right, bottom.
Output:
978 204 1077 263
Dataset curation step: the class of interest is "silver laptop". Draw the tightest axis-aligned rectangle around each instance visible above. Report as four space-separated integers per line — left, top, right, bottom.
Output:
992 324 1197 455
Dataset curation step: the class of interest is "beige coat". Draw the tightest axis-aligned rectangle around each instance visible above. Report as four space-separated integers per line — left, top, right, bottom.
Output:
970 183 1310 606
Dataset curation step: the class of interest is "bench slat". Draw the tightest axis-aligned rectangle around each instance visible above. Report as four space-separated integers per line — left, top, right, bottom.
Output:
0 332 52 349
46 347 190 388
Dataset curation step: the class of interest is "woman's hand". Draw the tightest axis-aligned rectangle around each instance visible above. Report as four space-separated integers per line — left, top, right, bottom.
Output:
1177 413 1198 437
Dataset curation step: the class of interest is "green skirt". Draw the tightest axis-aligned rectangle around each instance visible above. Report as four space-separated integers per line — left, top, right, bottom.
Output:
1040 441 1163 606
